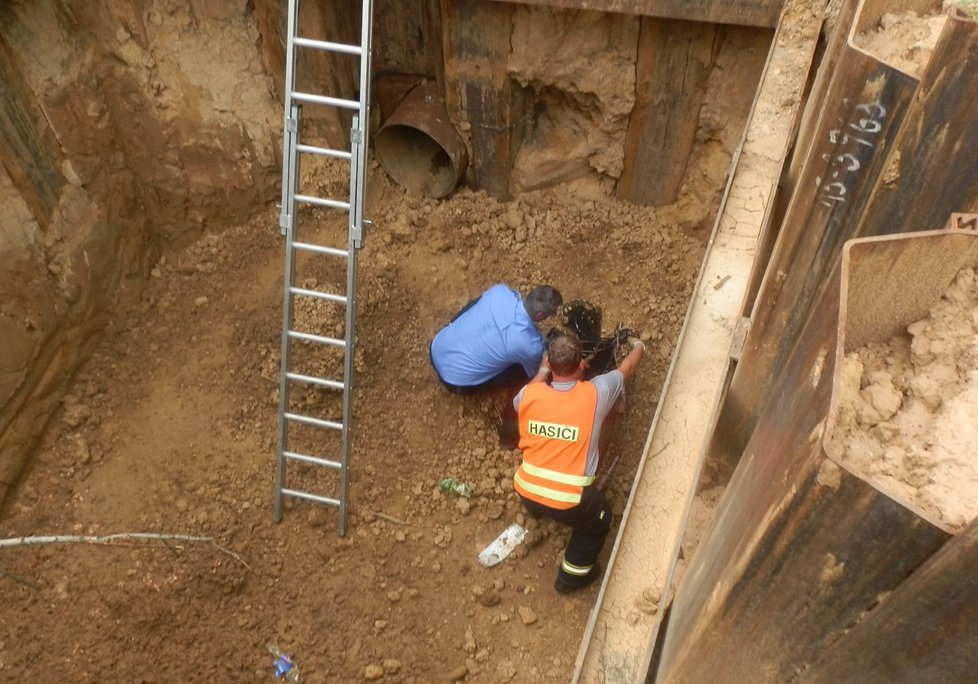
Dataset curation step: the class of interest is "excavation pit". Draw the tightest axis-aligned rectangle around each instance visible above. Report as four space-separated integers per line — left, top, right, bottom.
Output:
0 2 772 680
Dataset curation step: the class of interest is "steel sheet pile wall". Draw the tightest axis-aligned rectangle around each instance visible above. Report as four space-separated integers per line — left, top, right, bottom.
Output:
714 0 927 475
800 507 978 683
659 228 978 682
571 1 818 680
656 1 978 680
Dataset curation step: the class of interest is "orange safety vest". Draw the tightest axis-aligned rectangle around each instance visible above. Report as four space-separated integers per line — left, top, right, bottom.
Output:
513 381 598 509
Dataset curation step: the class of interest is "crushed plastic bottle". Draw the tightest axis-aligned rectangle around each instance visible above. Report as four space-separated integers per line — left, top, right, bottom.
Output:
266 643 302 682
439 478 472 498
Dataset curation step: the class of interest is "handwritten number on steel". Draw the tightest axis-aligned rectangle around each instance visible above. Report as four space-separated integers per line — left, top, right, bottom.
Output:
851 119 881 134
818 101 885 207
821 152 860 172
855 102 886 118
829 129 874 148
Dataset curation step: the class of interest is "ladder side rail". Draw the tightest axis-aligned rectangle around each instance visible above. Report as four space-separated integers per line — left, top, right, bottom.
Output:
274 0 301 518
337 255 358 535
279 121 297 236
278 0 300 235
275 107 302 523
335 0 375 535
351 0 374 249
337 115 361 537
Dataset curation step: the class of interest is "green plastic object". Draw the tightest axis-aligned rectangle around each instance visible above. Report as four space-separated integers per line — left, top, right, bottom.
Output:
439 478 472 498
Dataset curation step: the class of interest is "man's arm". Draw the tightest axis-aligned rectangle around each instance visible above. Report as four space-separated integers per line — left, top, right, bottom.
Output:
527 355 550 385
514 331 546 378
616 339 645 381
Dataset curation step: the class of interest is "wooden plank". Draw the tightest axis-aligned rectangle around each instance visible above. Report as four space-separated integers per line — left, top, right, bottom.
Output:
0 31 65 228
373 0 450 122
800 517 978 683
490 0 784 28
616 17 720 207
571 2 822 681
374 0 443 83
442 0 529 199
713 0 925 476
659 230 978 682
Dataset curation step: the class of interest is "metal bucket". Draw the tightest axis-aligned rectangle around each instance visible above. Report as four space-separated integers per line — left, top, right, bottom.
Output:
375 83 468 199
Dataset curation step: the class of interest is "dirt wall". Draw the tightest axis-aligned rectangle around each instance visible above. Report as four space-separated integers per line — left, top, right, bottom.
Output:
508 6 639 190
0 0 280 504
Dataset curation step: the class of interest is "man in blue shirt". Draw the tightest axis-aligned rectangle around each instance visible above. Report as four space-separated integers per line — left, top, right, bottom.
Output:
430 284 562 394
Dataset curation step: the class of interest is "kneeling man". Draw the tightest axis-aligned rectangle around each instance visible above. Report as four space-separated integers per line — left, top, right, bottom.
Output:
512 332 644 593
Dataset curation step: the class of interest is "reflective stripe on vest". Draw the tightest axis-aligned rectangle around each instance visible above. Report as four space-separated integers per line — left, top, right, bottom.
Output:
514 471 582 504
514 381 597 510
520 461 594 487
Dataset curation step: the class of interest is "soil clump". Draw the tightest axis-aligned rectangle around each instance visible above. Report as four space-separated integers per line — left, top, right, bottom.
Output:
835 267 978 531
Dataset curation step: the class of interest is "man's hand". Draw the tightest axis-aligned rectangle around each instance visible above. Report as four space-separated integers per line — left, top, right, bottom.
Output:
615 326 640 346
618 337 646 381
530 355 551 384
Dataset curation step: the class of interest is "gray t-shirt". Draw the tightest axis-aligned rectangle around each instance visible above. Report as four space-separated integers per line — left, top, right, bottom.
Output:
513 369 625 477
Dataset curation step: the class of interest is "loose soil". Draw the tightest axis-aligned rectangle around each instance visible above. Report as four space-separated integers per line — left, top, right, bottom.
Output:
0 151 709 681
835 267 978 531
853 2 962 77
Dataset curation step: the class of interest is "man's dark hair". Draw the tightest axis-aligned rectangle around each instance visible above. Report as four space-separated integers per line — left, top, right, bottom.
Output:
524 285 562 321
547 333 582 376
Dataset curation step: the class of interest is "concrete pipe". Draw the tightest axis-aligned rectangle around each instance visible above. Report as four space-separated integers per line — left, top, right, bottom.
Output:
375 83 468 199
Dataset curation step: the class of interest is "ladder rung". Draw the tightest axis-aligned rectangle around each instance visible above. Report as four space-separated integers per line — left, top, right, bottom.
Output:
293 37 363 56
286 372 344 391
292 91 360 111
281 488 341 507
292 241 348 258
297 143 352 161
287 330 346 347
284 450 342 469
289 287 347 305
295 194 351 211
284 412 343 431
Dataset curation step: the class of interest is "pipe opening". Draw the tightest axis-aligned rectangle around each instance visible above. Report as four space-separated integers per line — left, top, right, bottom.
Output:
375 84 468 199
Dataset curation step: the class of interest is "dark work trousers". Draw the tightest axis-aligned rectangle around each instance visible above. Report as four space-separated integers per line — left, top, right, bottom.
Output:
438 361 529 394
519 486 613 587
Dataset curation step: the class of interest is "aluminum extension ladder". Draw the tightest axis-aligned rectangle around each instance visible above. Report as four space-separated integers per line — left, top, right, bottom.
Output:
274 0 374 535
